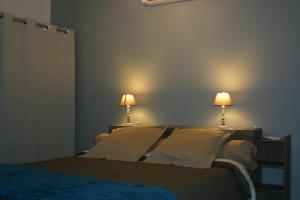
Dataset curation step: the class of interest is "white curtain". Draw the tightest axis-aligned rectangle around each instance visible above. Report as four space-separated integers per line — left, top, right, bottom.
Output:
0 13 75 164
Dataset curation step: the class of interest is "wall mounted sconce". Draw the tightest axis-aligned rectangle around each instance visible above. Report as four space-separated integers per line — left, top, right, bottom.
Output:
142 0 187 6
213 92 233 127
120 94 136 124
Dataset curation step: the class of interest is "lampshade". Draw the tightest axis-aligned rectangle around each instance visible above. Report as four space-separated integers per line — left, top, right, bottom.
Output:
120 94 136 106
213 92 232 106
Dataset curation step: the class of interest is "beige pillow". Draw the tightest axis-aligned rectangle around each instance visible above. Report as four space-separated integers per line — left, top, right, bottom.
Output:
217 140 257 170
145 128 230 169
81 127 166 162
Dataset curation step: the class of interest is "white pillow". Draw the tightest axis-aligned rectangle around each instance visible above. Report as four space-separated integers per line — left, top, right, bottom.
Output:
145 128 230 169
217 140 257 170
81 127 166 162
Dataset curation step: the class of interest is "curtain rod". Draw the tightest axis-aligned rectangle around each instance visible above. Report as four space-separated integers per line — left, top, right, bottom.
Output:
13 16 27 24
142 0 186 6
36 23 49 30
36 23 69 33
57 27 69 34
0 14 70 34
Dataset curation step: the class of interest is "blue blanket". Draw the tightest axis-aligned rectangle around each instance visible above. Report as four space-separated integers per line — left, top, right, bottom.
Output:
0 164 176 200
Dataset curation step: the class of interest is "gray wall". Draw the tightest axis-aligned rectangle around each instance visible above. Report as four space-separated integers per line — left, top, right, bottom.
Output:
0 0 51 23
51 0 300 199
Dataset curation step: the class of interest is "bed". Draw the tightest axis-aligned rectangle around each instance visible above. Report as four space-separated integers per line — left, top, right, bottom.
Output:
0 126 262 200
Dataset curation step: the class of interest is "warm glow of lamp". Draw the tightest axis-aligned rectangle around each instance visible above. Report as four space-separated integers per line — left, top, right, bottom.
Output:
120 94 136 123
120 94 136 106
213 92 232 127
213 92 232 106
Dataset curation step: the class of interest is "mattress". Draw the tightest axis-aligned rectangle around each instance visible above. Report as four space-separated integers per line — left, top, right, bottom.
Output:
23 156 251 200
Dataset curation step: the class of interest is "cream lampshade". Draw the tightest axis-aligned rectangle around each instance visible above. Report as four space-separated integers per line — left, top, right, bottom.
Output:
120 94 136 123
120 94 136 106
213 92 232 127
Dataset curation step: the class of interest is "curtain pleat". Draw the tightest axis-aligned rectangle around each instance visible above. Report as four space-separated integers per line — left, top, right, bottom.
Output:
0 17 6 163
0 13 75 164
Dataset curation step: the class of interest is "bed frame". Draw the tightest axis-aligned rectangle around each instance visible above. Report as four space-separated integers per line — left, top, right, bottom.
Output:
108 125 263 141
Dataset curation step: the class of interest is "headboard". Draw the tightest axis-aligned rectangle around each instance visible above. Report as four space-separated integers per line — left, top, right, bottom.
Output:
108 125 262 142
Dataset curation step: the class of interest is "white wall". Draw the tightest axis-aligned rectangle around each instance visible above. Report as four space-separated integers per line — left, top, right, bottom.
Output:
0 0 50 23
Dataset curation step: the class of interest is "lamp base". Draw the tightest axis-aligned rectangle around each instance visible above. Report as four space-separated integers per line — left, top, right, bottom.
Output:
218 125 229 129
121 122 134 126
